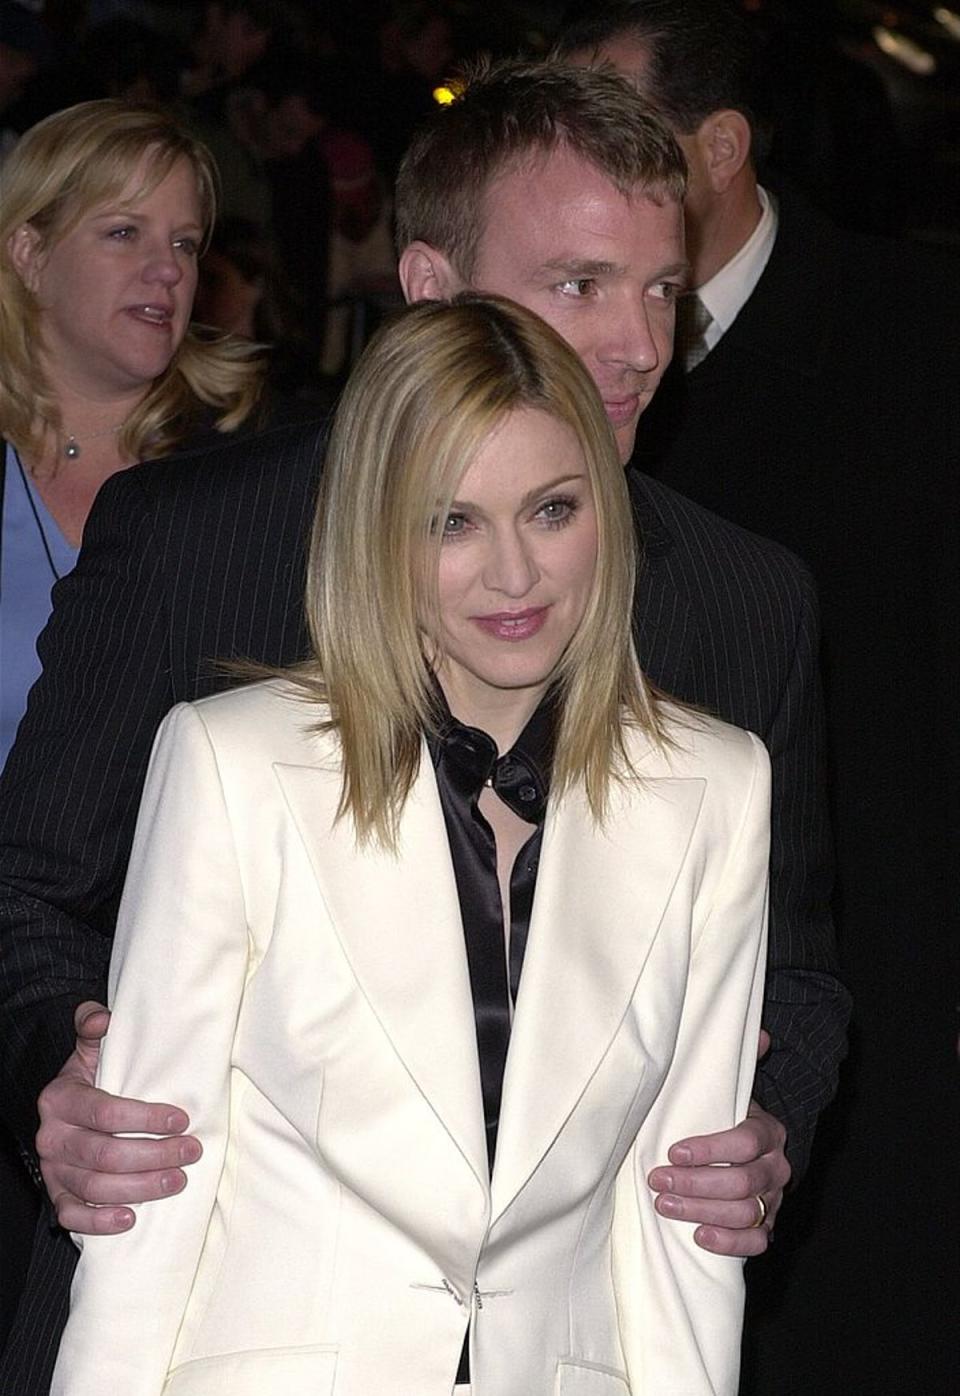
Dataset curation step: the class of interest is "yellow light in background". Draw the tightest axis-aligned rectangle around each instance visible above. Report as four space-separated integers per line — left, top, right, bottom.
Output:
435 80 466 106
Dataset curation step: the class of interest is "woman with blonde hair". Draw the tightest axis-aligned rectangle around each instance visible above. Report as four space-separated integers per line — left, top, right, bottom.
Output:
52 294 770 1396
0 98 264 765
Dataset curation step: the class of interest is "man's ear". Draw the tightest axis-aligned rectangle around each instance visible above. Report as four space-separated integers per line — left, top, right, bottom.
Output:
694 109 753 195
397 240 464 305
8 224 44 293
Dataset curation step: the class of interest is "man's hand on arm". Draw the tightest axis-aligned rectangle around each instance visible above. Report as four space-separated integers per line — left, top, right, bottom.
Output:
36 1001 201 1235
647 1030 791 1257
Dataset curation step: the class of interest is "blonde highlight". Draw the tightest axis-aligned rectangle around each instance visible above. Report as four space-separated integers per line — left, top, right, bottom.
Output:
0 100 264 459
284 295 667 847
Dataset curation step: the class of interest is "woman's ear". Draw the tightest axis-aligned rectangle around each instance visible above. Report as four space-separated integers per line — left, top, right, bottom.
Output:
397 240 464 305
696 108 753 195
7 223 45 293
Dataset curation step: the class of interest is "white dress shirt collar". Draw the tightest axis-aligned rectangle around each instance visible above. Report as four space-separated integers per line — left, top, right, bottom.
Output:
696 185 779 353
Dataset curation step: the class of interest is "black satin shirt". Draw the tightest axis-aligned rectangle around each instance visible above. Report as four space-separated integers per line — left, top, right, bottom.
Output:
428 689 557 1386
427 687 557 1174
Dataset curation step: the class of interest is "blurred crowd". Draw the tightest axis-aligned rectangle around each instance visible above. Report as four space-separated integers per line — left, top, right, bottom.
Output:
2 0 958 405
2 0 467 401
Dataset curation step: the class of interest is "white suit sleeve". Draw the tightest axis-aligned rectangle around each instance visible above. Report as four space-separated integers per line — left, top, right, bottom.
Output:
51 702 250 1396
612 731 771 1396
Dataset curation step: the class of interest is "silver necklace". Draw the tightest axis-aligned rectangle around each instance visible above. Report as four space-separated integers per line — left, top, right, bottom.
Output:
61 423 124 459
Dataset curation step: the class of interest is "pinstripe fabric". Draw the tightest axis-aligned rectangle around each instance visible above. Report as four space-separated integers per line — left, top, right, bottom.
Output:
0 426 846 1394
629 477 847 1166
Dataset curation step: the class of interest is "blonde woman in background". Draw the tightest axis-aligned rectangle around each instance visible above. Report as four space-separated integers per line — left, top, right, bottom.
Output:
52 295 769 1396
0 98 265 767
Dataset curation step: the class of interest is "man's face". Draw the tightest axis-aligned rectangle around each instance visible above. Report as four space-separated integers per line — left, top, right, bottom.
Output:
462 146 686 463
572 34 714 281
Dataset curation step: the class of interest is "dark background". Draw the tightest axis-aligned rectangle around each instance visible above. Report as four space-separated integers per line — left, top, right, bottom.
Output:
1 2 957 1392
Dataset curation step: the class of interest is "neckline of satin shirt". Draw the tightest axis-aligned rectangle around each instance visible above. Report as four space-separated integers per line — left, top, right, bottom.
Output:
426 685 558 1171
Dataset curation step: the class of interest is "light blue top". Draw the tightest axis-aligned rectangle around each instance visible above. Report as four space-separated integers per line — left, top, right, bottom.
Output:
1 442 79 770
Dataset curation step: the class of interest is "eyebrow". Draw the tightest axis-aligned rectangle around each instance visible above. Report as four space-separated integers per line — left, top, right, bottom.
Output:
450 472 589 514
90 206 148 221
89 208 203 230
539 256 692 285
541 257 620 278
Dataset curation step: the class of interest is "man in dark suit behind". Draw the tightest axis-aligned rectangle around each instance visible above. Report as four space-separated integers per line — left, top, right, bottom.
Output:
0 59 848 1393
558 4 958 1392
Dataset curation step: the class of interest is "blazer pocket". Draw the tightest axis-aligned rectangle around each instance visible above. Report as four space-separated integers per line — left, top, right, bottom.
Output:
556 1357 631 1394
163 1343 338 1396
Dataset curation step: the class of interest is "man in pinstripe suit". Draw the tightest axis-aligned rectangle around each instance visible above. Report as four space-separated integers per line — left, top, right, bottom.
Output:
0 61 848 1392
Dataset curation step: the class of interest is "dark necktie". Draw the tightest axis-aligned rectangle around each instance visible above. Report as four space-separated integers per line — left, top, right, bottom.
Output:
676 292 713 371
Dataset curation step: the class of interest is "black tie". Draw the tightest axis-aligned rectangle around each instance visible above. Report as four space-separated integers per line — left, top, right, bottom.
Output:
676 292 713 371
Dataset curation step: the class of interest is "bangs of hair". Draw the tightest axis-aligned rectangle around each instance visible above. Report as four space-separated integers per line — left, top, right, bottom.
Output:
0 101 262 463
7 102 217 246
285 295 664 848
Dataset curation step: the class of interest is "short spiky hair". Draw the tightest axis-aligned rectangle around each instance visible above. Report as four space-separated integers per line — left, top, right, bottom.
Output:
394 56 686 280
555 0 771 159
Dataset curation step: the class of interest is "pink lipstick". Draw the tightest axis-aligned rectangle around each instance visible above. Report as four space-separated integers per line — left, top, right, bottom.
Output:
471 607 549 640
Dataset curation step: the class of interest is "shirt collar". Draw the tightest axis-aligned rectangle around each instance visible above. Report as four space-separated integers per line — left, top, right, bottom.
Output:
696 184 779 343
427 684 558 824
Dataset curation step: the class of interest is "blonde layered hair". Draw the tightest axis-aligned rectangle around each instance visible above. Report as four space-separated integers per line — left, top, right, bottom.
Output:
0 100 263 461
294 295 664 847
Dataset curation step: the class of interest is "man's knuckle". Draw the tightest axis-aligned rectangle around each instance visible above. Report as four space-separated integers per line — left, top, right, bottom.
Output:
750 1119 772 1149
87 1098 110 1133
91 1135 122 1171
725 1165 754 1198
75 1171 103 1204
53 1192 74 1225
37 1078 69 1119
753 1162 774 1193
82 1172 113 1205
36 1121 72 1162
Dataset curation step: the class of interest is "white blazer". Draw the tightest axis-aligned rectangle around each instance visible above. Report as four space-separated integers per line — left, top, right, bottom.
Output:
52 680 769 1396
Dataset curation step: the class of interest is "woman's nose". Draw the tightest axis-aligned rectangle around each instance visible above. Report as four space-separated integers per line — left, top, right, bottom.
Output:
482 528 540 597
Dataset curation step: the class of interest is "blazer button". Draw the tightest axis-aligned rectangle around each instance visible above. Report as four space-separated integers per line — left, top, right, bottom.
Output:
518 784 537 802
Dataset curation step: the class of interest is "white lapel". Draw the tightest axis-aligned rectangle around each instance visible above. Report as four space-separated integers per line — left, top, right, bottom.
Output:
274 745 488 1190
490 758 706 1221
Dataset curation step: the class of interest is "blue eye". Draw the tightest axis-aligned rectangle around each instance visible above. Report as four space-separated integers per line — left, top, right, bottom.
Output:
536 495 578 528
